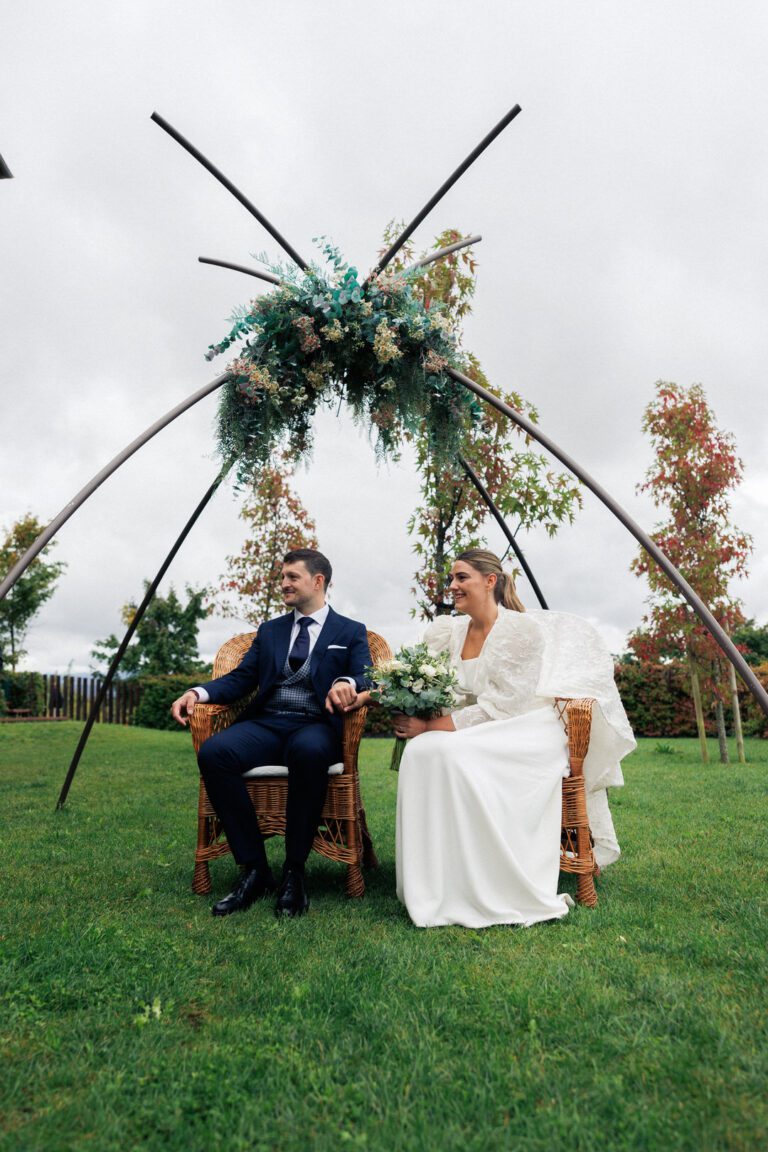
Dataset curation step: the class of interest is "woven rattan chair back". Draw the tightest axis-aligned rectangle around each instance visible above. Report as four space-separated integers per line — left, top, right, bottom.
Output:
190 628 392 898
213 633 256 676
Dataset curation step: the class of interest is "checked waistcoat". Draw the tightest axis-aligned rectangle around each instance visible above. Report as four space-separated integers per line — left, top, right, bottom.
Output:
262 653 323 718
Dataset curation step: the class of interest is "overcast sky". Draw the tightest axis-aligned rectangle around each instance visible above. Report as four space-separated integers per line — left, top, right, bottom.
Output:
2 1 768 674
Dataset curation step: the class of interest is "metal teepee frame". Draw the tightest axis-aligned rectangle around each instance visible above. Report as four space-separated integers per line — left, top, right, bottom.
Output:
2 103 766 807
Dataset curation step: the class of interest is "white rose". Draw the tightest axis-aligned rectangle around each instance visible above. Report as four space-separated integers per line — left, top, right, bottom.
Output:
419 663 437 678
411 678 425 694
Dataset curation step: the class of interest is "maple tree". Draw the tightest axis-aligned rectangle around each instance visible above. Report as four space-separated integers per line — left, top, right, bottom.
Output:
628 381 752 762
379 224 582 618
216 458 318 627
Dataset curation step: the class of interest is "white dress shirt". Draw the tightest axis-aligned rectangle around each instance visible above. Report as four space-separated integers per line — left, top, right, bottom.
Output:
192 603 353 702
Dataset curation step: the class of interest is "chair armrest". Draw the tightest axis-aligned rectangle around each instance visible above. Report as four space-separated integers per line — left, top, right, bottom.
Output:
554 697 594 776
189 702 237 754
189 685 259 754
341 704 368 772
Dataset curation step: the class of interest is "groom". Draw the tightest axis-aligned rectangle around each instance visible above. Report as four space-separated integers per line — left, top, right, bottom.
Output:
171 548 371 918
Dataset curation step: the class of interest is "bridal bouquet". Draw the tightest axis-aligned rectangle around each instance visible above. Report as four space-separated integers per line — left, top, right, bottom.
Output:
367 643 461 770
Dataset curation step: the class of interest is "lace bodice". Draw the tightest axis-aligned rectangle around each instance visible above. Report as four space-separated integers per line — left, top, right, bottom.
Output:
423 609 548 730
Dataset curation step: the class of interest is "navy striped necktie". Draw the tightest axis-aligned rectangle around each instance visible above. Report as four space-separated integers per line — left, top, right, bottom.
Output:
288 617 313 671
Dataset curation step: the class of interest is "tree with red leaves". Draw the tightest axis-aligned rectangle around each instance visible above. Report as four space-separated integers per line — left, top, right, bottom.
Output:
629 381 752 762
216 457 318 627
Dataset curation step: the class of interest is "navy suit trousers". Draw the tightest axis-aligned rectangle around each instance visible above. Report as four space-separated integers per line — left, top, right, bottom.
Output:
197 712 342 871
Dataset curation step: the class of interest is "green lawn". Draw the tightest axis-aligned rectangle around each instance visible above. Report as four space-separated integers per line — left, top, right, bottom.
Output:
0 723 766 1152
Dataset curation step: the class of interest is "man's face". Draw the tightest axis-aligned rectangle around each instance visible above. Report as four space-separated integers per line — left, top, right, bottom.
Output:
281 560 324 611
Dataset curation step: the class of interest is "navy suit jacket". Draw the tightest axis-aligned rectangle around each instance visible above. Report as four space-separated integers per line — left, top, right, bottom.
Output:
199 607 372 732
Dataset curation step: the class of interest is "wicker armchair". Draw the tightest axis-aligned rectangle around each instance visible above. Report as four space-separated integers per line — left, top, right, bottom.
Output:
189 629 392 899
555 697 599 906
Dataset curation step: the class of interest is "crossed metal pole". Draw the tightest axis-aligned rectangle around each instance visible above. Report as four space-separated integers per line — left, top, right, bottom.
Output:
55 468 229 810
458 454 549 610
3 102 766 807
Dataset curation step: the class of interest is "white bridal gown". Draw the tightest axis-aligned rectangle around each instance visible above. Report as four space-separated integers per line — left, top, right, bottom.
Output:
395 606 636 929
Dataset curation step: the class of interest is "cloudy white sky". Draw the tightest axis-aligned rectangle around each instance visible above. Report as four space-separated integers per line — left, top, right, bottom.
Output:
2 1 768 674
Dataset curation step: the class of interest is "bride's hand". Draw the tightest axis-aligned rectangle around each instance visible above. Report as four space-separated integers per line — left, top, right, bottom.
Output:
393 713 427 739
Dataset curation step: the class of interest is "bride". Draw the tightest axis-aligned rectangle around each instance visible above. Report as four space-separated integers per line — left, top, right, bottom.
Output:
395 549 636 929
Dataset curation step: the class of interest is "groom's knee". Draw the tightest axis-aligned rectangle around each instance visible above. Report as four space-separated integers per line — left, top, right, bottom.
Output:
196 734 217 777
284 724 338 773
197 730 238 778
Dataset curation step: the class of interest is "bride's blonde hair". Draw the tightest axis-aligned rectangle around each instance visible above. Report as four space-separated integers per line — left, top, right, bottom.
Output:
455 549 525 613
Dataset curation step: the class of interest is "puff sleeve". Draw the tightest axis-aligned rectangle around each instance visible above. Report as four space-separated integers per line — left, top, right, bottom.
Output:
422 615 456 657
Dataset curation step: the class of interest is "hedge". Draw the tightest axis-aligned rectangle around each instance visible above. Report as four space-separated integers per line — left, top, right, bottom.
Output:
0 672 46 716
133 675 197 731
615 661 768 739
364 702 395 737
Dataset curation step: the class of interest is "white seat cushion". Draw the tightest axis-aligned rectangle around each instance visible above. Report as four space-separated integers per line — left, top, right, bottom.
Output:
242 763 344 779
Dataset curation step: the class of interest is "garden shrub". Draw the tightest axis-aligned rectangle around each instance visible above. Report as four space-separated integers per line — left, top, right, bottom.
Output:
614 660 768 739
0 672 46 715
364 701 394 738
737 662 768 738
133 675 196 731
615 662 699 737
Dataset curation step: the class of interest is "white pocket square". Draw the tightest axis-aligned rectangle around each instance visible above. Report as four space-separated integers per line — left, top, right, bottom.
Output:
327 644 347 649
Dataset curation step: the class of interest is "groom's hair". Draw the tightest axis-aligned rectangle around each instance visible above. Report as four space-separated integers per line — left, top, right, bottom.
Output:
283 548 332 589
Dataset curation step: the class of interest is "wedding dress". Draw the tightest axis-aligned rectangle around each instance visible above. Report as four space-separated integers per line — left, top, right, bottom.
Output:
395 606 636 928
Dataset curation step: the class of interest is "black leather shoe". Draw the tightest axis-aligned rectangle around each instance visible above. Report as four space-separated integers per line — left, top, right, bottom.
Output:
212 868 276 917
275 867 309 918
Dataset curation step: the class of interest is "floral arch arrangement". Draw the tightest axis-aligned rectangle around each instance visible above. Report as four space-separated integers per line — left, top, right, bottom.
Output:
207 240 481 481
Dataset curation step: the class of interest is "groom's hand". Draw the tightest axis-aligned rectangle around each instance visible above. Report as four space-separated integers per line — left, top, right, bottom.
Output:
170 690 199 727
325 680 359 714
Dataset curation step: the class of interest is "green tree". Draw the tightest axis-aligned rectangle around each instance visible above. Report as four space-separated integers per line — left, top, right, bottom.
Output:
0 515 66 671
379 224 582 618
731 619 768 666
216 456 318 627
91 584 210 678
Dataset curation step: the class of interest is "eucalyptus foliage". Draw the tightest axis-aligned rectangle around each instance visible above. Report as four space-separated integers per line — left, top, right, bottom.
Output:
207 240 480 481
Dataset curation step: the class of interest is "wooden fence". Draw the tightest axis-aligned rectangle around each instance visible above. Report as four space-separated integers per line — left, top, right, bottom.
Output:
41 675 141 725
